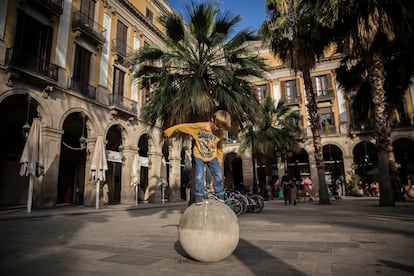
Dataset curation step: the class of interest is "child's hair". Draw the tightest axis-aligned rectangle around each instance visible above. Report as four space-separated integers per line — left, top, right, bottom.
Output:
212 110 231 131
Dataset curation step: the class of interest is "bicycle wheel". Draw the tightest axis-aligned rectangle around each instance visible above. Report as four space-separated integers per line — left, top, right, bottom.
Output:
227 198 243 216
234 193 249 213
247 194 264 213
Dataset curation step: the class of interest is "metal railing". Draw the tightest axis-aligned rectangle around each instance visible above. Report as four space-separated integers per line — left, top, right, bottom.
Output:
70 77 96 99
110 93 138 114
72 10 106 44
5 47 58 80
111 38 133 58
33 0 64 15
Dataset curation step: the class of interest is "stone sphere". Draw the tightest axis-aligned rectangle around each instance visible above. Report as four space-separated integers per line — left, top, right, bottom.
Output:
178 199 239 262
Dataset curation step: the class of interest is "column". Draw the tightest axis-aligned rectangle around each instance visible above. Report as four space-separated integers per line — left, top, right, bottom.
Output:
120 147 137 205
148 151 162 203
37 127 63 208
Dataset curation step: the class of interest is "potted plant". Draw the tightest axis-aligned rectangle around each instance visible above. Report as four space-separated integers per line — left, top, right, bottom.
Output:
345 170 364 196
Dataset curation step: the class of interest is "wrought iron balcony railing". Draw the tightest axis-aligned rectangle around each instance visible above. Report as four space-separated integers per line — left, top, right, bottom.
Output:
70 77 96 99
33 0 64 16
5 47 58 81
110 93 138 114
72 11 106 45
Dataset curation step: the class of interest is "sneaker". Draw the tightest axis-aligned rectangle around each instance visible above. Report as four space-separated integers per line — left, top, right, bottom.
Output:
217 194 225 203
195 196 203 205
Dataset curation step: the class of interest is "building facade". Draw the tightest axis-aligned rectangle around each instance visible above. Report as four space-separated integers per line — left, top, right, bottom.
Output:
1 1 413 209
0 0 184 208
239 44 414 197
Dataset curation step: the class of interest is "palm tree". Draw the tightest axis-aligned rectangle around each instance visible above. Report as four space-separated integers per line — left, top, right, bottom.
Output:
260 0 333 204
312 0 414 206
130 2 269 133
336 40 414 201
239 97 302 191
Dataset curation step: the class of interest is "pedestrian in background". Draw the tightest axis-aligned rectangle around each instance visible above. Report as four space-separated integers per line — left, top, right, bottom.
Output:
281 171 292 205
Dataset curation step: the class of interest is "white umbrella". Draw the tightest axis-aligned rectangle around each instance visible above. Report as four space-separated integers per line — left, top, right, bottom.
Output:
90 136 108 209
131 153 140 205
19 118 44 214
160 157 168 204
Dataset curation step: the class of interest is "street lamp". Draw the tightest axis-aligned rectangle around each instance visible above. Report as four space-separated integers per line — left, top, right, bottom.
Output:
79 112 87 150
22 94 31 140
248 125 258 193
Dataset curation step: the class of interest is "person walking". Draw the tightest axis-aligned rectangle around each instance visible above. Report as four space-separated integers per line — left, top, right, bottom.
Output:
281 171 292 205
164 110 232 205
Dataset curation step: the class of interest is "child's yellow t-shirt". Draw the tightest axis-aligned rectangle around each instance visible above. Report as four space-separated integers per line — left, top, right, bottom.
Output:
164 122 224 163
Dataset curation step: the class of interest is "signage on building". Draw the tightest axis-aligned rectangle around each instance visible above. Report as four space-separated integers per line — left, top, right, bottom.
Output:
106 150 122 163
139 156 149 167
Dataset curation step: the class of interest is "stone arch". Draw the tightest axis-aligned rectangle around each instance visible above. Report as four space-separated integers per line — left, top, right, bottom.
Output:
0 92 54 207
352 140 377 186
392 137 414 187
60 108 98 138
137 133 151 201
323 143 345 195
0 89 53 127
288 148 311 181
223 151 243 191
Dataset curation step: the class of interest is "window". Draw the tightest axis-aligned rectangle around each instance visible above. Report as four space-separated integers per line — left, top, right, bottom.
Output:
80 0 96 26
146 8 153 24
113 67 125 97
116 21 127 56
314 74 332 97
320 107 335 134
13 11 53 75
255 84 269 103
281 79 300 104
72 46 92 96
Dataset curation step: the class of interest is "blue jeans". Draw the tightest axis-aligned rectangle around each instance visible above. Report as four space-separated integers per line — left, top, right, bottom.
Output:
194 157 224 198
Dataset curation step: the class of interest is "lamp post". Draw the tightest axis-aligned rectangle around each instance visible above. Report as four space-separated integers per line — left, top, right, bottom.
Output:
248 126 258 193
22 94 31 140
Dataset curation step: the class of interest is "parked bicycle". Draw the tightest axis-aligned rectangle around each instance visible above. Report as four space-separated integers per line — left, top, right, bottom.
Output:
229 190 264 213
204 189 243 216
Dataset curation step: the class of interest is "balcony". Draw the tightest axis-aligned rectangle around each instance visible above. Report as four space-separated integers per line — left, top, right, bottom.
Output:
72 11 106 46
5 47 59 81
109 93 138 118
111 38 134 66
70 78 96 99
349 122 374 137
32 0 64 16
316 89 334 102
282 95 302 105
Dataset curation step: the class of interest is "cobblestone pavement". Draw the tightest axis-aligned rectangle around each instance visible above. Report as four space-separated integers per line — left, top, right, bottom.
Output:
0 197 413 276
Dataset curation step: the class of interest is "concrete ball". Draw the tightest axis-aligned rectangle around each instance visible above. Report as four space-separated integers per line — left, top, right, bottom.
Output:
178 199 239 262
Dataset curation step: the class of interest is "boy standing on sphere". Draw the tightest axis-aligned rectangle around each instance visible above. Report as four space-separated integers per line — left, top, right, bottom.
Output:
164 110 232 205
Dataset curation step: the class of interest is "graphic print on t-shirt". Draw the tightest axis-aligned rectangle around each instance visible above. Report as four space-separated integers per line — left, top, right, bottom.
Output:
197 131 217 158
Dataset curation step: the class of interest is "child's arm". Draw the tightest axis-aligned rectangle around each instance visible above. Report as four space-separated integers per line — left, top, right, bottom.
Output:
164 123 197 138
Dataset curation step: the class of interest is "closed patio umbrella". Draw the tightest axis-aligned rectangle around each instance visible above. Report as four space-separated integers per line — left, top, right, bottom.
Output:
131 153 140 205
90 136 108 209
160 157 168 204
19 118 44 214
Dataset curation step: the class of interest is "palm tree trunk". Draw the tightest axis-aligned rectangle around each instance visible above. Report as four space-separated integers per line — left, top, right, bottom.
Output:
367 52 395 207
302 68 330 204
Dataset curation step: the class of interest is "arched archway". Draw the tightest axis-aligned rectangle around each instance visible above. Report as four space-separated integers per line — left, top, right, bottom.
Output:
138 134 150 201
57 112 88 205
288 148 310 182
105 125 123 204
0 94 38 206
352 140 377 188
323 144 345 195
223 152 242 191
393 137 414 186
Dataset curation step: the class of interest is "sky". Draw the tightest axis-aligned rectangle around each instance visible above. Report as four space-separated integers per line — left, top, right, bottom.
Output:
167 0 267 34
